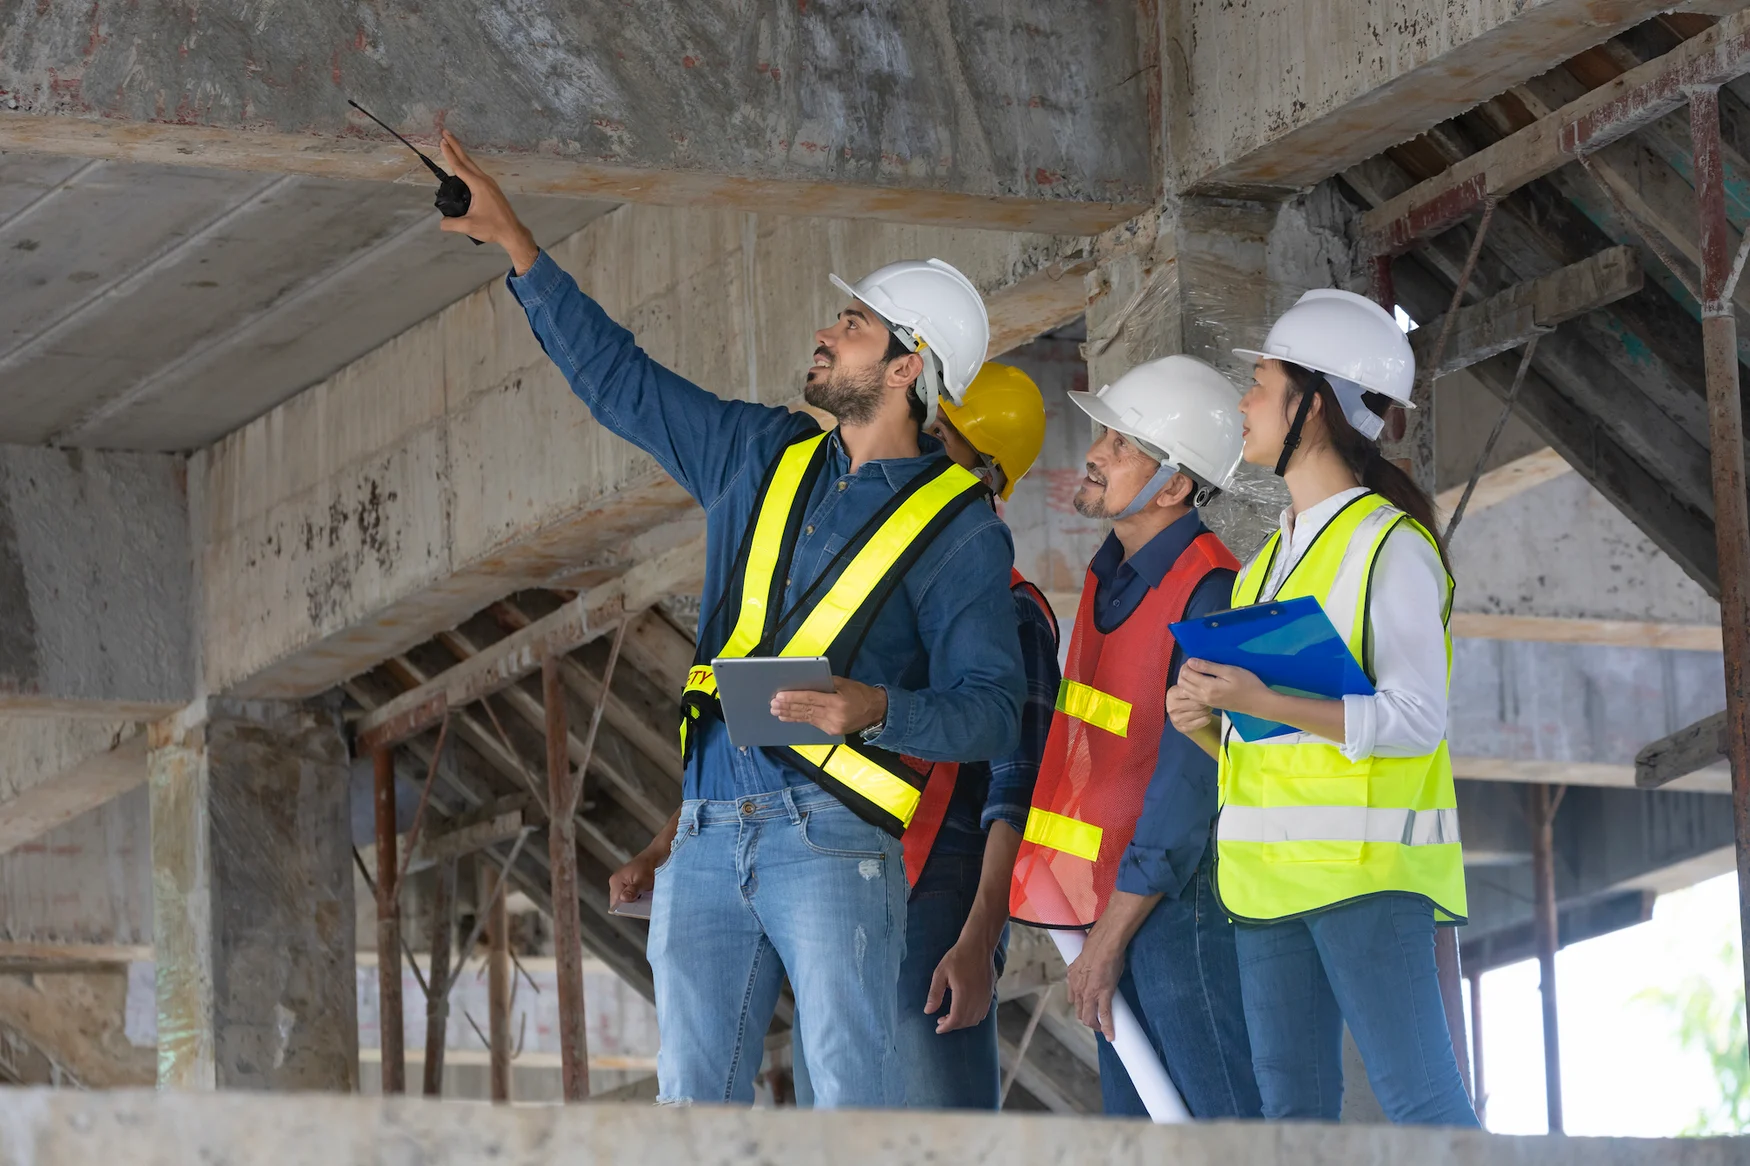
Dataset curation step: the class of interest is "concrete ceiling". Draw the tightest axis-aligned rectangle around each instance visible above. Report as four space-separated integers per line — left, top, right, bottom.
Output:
0 152 615 452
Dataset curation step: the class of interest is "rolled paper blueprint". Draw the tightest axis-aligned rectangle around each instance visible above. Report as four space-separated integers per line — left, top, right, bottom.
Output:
1049 927 1191 1123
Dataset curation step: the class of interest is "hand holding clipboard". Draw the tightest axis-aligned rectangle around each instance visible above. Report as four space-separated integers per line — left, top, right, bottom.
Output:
1169 596 1374 742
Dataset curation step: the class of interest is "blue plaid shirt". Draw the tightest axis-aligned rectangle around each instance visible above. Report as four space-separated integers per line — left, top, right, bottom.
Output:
932 584 1062 856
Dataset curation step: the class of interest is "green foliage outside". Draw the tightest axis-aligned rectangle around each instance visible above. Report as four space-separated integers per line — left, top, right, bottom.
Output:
1638 940 1750 1135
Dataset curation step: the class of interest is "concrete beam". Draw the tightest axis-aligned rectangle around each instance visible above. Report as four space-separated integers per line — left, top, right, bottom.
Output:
0 1 1150 235
1451 614 1721 652
4 1087 1745 1163
1435 447 1572 518
0 723 146 856
196 203 1089 700
1167 0 1678 195
1364 8 1750 253
1453 754 1730 795
0 447 191 717
1410 247 1642 376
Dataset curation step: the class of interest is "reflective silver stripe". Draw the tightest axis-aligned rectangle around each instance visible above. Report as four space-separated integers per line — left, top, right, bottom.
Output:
1219 805 1461 846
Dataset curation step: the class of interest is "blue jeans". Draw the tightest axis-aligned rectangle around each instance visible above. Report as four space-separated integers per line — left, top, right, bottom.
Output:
897 851 1007 1109
1097 862 1262 1118
1233 894 1480 1126
792 850 1008 1109
648 788 908 1107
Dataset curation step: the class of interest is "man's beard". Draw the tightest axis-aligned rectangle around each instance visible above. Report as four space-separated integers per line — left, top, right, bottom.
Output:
1073 466 1118 519
804 358 885 426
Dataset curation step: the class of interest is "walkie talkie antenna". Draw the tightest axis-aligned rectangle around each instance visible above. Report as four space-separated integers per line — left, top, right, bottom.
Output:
348 98 480 243
347 99 446 179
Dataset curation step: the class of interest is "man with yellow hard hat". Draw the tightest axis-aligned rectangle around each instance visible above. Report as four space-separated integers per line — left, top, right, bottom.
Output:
878 361 1063 1108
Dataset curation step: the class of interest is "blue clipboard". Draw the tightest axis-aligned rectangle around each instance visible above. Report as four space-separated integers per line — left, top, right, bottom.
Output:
1170 595 1374 742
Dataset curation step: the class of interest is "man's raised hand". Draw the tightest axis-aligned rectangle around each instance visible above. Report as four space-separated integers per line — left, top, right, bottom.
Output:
438 130 540 274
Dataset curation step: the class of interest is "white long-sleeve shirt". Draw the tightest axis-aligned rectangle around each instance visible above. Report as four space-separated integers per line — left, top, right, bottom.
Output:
1248 487 1451 762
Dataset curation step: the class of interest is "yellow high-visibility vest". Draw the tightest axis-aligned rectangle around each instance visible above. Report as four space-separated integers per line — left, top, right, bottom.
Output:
1215 492 1467 925
679 429 989 838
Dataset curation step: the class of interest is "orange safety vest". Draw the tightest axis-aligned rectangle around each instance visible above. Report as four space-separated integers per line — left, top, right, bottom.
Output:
1010 533 1238 927
901 570 1058 886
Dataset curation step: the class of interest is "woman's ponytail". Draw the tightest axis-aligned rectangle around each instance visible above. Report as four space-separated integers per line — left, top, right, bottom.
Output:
1281 362 1452 573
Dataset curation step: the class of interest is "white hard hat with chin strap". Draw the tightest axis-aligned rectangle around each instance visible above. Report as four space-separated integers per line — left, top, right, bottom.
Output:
1067 354 1244 518
1233 288 1416 476
829 259 990 430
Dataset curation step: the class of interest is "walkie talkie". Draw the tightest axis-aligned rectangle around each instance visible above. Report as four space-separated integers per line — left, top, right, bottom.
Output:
347 99 481 244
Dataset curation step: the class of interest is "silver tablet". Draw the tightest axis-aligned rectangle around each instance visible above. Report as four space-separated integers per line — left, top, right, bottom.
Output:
711 655 841 748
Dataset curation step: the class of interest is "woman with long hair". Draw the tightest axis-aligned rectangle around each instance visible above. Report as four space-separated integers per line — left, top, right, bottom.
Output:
1166 289 1477 1127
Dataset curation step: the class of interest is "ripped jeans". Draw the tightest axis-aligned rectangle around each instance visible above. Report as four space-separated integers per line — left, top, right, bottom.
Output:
648 786 908 1107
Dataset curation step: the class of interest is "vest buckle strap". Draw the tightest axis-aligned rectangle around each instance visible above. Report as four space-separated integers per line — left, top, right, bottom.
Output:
788 742 924 835
1219 804 1461 847
1022 806 1103 862
1055 678 1132 738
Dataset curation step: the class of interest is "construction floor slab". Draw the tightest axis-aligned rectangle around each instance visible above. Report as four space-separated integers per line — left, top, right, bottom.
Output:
0 1089 1743 1165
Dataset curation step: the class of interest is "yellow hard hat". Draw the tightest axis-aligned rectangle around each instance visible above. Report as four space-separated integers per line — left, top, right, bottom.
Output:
939 362 1046 501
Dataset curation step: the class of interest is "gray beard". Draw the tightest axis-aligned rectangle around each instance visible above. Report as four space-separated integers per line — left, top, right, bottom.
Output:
1073 481 1117 519
804 363 884 426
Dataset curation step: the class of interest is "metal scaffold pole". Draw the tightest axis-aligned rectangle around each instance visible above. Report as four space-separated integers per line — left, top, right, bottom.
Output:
373 745 406 1095
1690 84 1750 1070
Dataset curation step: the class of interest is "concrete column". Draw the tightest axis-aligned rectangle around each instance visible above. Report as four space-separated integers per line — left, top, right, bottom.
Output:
149 697 357 1091
1085 185 1363 557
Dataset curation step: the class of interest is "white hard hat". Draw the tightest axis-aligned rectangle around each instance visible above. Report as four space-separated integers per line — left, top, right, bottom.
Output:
830 259 990 427
1233 288 1416 407
1068 354 1244 491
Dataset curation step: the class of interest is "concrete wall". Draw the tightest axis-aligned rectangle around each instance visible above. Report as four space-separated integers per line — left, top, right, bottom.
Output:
0 446 191 715
1451 471 1721 625
196 202 1084 699
3 1089 1746 1164
0 786 151 947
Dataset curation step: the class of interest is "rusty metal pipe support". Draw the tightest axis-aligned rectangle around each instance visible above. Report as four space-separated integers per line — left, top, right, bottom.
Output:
544 654 591 1102
1690 86 1750 1069
372 745 405 1095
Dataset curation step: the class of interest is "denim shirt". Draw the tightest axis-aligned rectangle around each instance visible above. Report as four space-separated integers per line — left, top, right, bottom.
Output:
1088 511 1236 900
507 252 1025 802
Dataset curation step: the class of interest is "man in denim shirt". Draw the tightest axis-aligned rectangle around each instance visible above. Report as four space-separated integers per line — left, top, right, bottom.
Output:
438 134 1024 1108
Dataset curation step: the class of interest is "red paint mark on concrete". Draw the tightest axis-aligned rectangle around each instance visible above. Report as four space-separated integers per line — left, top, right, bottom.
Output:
799 140 821 153
1034 167 1061 185
331 47 343 85
84 0 106 58
770 67 781 81
354 27 368 50
682 55 698 67
1028 95 1043 108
